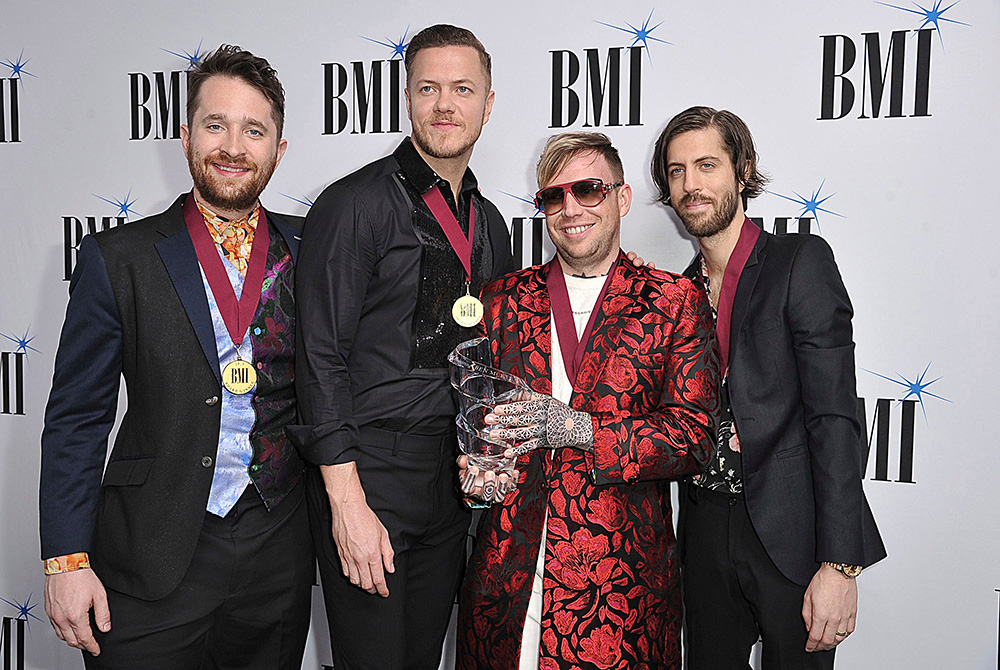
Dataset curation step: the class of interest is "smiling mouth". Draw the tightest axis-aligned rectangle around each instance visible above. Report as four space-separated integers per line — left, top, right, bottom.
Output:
563 224 594 235
212 163 251 176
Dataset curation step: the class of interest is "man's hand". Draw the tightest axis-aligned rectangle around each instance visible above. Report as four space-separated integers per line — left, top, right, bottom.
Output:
625 250 655 269
457 454 519 504
486 395 594 457
802 563 858 652
44 569 110 655
321 462 395 597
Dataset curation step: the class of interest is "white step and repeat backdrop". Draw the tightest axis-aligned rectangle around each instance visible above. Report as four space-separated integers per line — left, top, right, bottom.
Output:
2 1 998 668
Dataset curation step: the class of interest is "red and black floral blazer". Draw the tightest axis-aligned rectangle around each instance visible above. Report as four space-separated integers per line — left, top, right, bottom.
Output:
457 253 721 670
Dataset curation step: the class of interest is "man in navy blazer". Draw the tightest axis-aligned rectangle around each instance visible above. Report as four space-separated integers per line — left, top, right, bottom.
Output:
39 46 312 669
651 107 885 669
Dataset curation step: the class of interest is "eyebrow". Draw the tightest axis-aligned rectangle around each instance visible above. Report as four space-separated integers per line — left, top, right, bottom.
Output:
668 154 723 167
202 112 268 129
416 77 477 87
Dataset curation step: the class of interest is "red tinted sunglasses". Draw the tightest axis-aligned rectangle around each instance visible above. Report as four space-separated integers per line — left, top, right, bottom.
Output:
533 178 624 215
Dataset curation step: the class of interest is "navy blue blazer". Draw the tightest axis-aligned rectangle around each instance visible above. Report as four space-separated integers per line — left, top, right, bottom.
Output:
39 194 302 600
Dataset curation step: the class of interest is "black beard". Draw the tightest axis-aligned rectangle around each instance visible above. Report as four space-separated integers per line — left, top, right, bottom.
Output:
675 187 739 239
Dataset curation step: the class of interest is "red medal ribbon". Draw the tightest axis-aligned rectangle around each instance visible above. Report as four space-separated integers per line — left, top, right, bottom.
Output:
421 185 476 281
715 217 760 374
547 255 617 386
183 193 270 349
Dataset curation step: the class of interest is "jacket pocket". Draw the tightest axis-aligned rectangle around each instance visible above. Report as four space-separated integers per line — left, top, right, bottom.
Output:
775 444 807 460
101 456 155 486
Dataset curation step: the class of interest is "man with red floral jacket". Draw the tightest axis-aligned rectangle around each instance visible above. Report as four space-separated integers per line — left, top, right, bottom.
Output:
456 132 720 670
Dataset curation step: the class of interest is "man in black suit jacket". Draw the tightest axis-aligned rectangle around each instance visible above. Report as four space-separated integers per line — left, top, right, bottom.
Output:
39 46 312 669
650 107 886 669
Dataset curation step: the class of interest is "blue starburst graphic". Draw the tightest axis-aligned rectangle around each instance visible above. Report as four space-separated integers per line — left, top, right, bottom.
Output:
596 10 672 64
161 40 206 70
863 362 951 421
876 0 970 49
500 191 542 219
94 188 141 221
1 593 44 629
1 49 38 90
361 27 410 61
767 179 845 230
2 326 41 359
280 193 314 209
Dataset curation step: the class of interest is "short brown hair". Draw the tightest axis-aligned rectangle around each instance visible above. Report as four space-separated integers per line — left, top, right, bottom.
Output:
651 106 768 209
405 24 492 90
187 45 285 138
536 132 624 188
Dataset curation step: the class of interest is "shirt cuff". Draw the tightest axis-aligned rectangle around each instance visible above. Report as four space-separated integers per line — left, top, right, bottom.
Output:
285 423 360 465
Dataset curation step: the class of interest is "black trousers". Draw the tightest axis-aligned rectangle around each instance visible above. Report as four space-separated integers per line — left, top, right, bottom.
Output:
85 483 313 670
308 426 470 670
680 485 835 670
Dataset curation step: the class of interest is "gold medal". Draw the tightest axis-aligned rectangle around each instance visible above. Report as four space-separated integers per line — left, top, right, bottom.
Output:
222 358 257 395
453 293 484 327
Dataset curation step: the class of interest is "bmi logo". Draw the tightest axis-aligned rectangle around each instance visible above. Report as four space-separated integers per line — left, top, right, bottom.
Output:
819 1 970 120
858 362 949 484
0 328 39 417
129 43 206 140
752 180 844 235
0 594 42 670
1 50 36 143
323 29 408 135
500 191 546 269
63 190 141 280
550 11 669 129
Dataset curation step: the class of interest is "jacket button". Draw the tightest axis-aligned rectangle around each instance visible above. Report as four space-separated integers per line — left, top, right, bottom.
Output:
205 396 219 406
201 456 213 468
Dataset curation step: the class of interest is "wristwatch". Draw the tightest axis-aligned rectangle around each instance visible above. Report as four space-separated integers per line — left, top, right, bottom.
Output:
825 562 862 578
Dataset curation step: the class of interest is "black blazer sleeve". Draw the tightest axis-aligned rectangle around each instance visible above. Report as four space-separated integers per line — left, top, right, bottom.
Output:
39 235 123 559
787 236 867 564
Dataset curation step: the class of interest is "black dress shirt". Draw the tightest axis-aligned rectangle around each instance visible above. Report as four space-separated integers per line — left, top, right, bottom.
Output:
293 138 515 465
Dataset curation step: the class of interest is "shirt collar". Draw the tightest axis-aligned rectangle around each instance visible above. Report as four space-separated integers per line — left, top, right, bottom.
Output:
195 199 260 238
393 136 479 196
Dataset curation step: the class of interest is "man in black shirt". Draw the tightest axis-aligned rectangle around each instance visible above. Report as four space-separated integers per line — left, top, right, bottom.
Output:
292 24 514 670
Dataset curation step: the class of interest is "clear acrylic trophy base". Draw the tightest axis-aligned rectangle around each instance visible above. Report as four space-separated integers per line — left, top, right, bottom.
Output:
449 337 532 506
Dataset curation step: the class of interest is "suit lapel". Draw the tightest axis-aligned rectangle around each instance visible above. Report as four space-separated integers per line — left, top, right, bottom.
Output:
154 195 221 385
730 231 768 341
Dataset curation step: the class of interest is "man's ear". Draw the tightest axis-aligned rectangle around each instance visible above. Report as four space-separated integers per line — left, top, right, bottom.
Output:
617 183 633 218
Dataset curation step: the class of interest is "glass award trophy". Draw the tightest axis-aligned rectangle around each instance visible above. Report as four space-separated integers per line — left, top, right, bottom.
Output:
449 337 531 506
